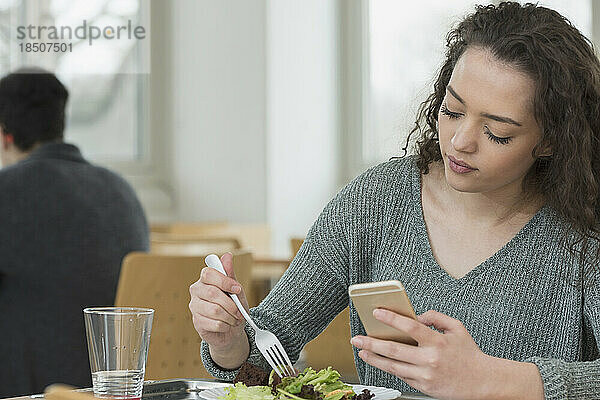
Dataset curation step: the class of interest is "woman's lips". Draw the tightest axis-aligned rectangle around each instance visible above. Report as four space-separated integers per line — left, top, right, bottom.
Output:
447 155 477 174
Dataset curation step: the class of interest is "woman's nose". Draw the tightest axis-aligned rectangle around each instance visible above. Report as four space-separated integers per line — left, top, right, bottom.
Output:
450 121 478 153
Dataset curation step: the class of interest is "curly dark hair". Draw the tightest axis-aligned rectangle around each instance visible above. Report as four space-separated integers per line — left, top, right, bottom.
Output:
406 2 600 283
0 67 68 151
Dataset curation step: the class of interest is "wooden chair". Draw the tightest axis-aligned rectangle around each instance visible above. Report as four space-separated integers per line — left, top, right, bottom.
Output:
114 251 253 380
161 223 271 258
149 223 171 234
290 237 304 258
150 233 241 255
150 221 229 234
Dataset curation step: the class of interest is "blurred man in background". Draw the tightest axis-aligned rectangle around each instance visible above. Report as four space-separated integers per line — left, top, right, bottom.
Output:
0 68 149 397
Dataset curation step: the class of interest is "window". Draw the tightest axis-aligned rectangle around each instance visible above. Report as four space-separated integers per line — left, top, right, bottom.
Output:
1 0 151 164
0 0 174 219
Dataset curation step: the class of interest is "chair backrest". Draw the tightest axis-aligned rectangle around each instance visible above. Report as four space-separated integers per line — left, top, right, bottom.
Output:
166 221 230 235
164 223 271 258
149 223 172 234
114 251 253 380
150 234 242 255
290 238 304 259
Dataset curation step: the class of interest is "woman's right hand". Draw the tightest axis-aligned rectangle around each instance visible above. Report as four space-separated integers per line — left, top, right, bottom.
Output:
189 252 249 352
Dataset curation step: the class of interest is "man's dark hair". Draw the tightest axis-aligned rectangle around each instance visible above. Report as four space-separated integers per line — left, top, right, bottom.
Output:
0 67 68 151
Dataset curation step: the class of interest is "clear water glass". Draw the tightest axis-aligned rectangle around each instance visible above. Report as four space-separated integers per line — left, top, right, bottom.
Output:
84 307 154 399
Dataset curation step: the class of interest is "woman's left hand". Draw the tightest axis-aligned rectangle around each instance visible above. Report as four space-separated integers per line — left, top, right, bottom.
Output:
350 309 493 400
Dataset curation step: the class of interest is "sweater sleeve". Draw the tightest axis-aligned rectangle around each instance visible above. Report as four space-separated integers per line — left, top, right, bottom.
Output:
525 274 600 399
201 170 367 380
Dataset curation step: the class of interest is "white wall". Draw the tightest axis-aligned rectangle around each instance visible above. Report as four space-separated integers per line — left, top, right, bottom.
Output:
169 0 267 223
160 0 342 257
266 0 342 257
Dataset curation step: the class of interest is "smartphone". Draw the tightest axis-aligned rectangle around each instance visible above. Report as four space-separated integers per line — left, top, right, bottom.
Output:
348 280 418 345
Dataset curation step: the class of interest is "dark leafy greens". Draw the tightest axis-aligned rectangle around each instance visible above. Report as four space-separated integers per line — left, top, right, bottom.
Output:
220 367 374 400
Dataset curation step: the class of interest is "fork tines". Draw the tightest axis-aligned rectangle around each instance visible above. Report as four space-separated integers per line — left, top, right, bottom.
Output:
264 344 295 377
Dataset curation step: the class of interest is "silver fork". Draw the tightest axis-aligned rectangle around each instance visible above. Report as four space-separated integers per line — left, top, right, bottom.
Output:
205 254 295 377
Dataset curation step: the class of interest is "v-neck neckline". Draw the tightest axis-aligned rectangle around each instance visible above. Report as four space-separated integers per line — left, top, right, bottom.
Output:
407 157 548 286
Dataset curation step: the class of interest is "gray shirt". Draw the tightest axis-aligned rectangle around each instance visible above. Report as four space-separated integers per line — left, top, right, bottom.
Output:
201 156 600 400
0 143 149 397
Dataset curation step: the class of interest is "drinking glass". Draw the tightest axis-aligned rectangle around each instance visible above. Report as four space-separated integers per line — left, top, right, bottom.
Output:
83 307 154 399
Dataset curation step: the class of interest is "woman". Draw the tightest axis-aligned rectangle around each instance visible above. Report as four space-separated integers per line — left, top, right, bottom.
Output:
189 3 600 399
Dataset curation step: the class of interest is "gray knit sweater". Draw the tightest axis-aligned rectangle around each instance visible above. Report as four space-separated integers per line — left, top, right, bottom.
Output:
202 156 600 399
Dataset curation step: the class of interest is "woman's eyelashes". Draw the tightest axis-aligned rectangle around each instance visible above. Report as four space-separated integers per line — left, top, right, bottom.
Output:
440 103 461 119
440 103 513 145
484 127 512 145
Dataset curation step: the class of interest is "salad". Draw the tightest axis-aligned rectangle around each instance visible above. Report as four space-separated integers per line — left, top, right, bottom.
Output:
219 367 374 400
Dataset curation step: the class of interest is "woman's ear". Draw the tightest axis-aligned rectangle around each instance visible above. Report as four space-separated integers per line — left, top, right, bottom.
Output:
536 140 552 158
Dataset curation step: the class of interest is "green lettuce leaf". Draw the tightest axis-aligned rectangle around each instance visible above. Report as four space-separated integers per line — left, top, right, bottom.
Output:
219 383 276 400
278 367 352 397
226 367 355 400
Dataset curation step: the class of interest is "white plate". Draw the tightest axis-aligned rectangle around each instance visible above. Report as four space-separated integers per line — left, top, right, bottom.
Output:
350 385 401 400
198 384 401 400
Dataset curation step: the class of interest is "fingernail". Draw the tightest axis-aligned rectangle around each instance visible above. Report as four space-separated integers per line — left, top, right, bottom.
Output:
231 285 241 294
351 337 362 347
373 309 383 318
